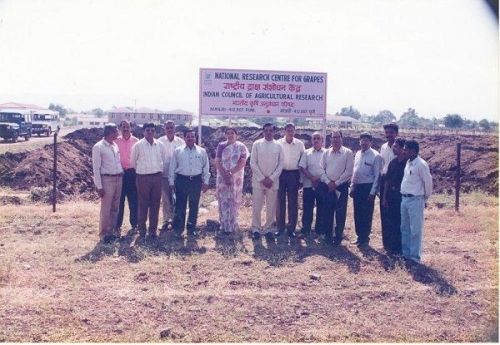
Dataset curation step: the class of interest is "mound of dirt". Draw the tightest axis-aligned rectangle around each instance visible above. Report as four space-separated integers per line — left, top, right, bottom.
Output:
0 126 497 197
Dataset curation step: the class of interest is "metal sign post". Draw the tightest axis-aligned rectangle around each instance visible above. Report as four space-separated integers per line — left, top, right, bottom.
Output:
52 126 60 212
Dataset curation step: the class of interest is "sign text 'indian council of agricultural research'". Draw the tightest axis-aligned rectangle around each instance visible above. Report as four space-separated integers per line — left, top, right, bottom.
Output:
200 68 327 118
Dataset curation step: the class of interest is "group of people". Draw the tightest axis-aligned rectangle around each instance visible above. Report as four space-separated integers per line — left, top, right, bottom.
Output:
92 121 433 263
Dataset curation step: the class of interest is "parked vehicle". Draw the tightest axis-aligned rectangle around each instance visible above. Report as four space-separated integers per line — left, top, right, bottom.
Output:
0 109 32 142
32 110 59 136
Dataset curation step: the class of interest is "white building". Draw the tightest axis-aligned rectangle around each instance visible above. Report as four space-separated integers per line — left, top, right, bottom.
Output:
107 107 193 126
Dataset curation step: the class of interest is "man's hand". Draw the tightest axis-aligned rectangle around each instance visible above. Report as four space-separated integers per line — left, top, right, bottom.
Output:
171 185 175 193
262 177 273 189
349 189 355 198
367 194 375 202
97 188 105 198
327 181 337 192
201 184 209 193
310 176 319 189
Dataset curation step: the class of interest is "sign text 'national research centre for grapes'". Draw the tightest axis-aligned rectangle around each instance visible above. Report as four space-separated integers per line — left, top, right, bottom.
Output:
199 68 327 118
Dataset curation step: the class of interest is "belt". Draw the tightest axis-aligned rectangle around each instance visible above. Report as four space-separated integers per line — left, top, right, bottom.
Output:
124 168 135 172
137 172 162 176
401 193 415 197
102 173 123 177
282 169 299 172
177 174 202 180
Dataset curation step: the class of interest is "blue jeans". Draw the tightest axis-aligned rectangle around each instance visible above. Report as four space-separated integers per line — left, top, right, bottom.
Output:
400 195 425 262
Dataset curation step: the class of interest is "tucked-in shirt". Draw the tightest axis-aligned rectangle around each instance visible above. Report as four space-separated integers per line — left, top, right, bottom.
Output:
250 138 284 190
350 147 383 195
299 147 325 188
158 135 185 178
114 135 139 170
92 139 123 189
320 146 354 187
385 157 408 194
130 138 167 175
169 144 211 185
380 142 396 175
278 137 305 170
400 156 433 199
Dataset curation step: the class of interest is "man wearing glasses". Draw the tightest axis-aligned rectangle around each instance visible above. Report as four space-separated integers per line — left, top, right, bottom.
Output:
158 121 185 232
130 123 167 241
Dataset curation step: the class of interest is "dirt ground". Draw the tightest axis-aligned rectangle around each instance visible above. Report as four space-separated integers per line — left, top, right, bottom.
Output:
0 191 497 342
0 126 497 197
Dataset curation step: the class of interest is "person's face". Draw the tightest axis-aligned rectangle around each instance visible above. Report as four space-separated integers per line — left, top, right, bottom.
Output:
164 123 175 137
144 127 155 140
385 128 397 143
312 134 323 149
331 132 342 148
109 128 119 141
185 131 196 146
404 146 417 160
392 142 403 156
263 126 274 141
226 129 236 143
285 126 295 140
360 137 371 151
120 122 131 136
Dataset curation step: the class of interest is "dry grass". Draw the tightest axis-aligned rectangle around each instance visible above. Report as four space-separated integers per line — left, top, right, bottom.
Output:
0 189 497 342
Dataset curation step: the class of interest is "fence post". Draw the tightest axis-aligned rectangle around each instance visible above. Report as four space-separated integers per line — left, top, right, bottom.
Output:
52 127 60 212
455 142 461 212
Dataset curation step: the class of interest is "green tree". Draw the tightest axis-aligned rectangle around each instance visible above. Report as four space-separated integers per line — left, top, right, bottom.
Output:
443 114 464 128
337 106 361 120
48 103 67 117
91 108 104 117
398 108 420 128
479 119 491 130
371 110 396 125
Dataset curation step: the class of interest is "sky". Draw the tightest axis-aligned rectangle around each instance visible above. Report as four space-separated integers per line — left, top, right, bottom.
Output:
0 0 498 121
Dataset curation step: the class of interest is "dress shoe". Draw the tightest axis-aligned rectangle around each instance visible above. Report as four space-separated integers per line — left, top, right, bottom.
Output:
287 230 297 238
187 229 198 237
274 229 285 237
265 232 275 241
251 231 261 240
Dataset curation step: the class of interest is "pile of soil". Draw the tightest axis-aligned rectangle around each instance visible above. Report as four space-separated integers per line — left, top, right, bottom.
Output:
0 126 497 197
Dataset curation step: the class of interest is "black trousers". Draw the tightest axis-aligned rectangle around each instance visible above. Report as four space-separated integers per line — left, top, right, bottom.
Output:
353 183 375 243
319 182 338 241
333 182 349 241
173 174 202 233
382 191 402 254
379 175 389 239
276 170 300 232
116 168 138 229
302 186 323 233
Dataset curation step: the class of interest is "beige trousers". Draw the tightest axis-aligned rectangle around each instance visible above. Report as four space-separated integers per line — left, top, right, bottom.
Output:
161 177 174 225
99 175 123 238
251 186 278 234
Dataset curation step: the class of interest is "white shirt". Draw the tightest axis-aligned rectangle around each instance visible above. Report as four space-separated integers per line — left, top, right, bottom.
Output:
130 138 167 175
169 144 211 185
320 146 354 186
158 135 185 177
278 137 305 170
92 139 123 189
400 156 433 199
380 142 396 175
250 138 284 190
299 147 325 188
351 147 383 195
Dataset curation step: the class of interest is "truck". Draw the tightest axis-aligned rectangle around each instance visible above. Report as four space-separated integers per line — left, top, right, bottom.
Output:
0 108 32 142
32 109 60 136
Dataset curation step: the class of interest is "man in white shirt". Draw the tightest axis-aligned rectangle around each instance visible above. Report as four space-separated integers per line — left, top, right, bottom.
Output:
379 123 398 247
250 123 284 240
349 132 383 246
298 131 325 237
130 123 167 240
92 123 123 243
158 120 185 232
276 123 305 238
320 130 354 245
400 140 433 263
169 129 210 238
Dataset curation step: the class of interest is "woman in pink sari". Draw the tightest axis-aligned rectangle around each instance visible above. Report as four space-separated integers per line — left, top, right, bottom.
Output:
215 128 249 235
